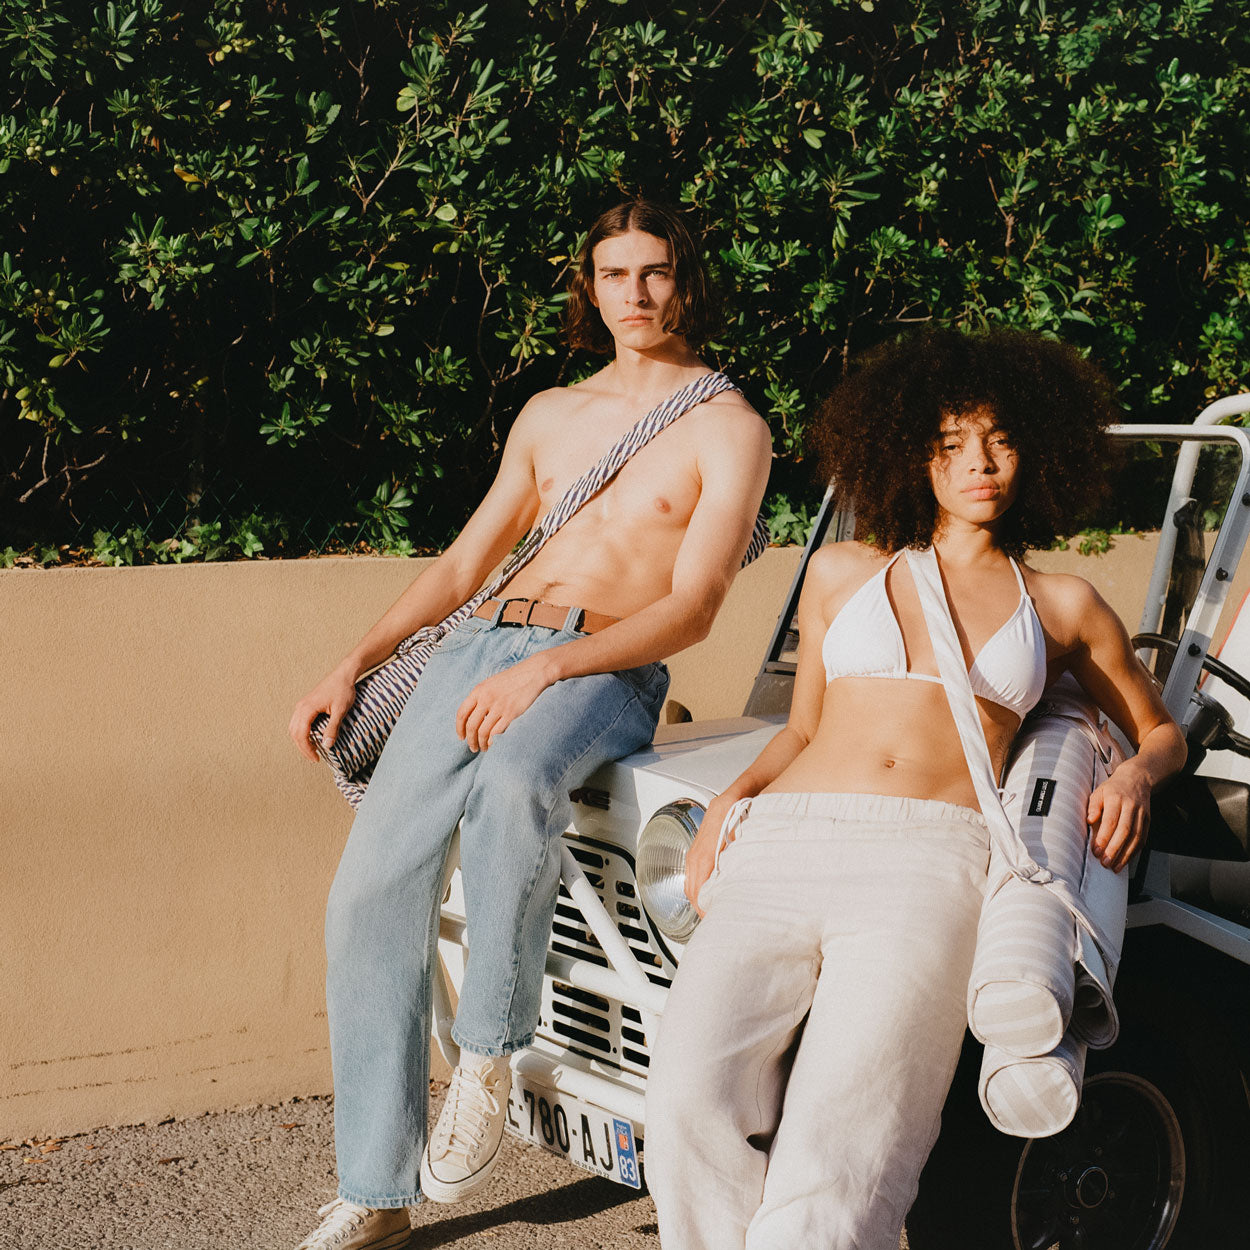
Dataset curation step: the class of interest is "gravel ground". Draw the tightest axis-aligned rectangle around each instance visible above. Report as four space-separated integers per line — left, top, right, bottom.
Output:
2 1088 911 1250
0 1085 658 1250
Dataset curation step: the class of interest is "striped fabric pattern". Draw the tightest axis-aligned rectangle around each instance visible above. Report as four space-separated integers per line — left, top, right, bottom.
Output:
900 552 1132 1138
312 371 769 809
968 715 1099 1056
979 1027 1087 1138
969 701 1129 1061
1072 962 1118 1049
970 691 1132 1137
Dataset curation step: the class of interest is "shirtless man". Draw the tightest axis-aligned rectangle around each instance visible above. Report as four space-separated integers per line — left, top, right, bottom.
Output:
288 200 772 1250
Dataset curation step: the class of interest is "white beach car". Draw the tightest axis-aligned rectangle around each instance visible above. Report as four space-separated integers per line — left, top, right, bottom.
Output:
435 398 1250 1250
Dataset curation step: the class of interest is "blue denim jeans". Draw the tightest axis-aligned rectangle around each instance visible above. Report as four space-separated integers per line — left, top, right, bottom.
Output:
325 604 669 1207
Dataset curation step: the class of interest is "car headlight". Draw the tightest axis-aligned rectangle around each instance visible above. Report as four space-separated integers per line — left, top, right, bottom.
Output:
637 799 705 943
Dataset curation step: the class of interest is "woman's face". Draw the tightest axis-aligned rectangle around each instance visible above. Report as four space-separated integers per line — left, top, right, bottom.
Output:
927 407 1020 529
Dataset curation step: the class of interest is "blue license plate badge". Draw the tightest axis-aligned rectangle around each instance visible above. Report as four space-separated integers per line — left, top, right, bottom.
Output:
612 1116 640 1189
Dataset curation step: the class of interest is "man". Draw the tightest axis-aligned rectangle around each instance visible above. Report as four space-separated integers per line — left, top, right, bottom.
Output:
289 200 772 1249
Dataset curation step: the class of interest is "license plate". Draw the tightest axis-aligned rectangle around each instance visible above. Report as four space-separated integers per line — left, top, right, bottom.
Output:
504 1074 641 1188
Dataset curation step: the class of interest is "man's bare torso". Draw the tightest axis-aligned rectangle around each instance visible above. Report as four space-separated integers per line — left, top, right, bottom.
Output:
501 372 755 620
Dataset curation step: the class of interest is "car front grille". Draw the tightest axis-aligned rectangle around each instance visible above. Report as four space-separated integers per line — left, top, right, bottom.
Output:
537 836 676 1077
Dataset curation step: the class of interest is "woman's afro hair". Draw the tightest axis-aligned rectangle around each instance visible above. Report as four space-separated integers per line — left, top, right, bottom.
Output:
811 327 1118 558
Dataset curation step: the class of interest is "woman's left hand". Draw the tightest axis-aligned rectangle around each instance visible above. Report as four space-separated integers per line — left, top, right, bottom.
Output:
1087 759 1152 873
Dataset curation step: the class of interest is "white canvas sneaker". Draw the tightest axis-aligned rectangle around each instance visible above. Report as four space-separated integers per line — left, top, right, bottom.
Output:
294 1198 411 1249
420 1055 512 1203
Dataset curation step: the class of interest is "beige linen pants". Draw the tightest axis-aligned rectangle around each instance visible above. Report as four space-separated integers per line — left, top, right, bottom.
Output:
645 792 990 1250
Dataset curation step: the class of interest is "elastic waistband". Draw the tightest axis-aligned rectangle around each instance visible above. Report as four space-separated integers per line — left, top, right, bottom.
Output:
744 791 988 828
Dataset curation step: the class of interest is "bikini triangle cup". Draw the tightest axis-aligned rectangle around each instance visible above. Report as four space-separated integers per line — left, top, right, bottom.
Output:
905 547 1120 964
821 549 1046 718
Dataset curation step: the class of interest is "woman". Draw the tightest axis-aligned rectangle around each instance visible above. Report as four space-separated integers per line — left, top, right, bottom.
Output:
643 329 1187 1250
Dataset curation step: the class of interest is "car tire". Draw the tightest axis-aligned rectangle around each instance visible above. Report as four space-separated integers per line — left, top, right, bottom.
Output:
908 993 1250 1250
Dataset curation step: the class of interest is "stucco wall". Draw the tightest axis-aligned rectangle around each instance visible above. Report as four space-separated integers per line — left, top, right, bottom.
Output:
2 534 1244 1139
0 548 801 1141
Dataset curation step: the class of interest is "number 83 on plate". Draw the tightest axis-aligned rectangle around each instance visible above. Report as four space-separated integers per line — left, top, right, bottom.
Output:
505 1075 641 1189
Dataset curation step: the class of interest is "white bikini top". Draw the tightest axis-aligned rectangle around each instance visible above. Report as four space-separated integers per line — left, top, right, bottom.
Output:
821 550 1047 721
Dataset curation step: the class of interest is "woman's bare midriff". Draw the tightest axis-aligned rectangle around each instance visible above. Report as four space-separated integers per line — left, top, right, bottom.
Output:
763 677 1021 810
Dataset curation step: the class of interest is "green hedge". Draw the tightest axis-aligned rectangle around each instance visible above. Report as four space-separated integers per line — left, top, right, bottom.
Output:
2 1 1248 560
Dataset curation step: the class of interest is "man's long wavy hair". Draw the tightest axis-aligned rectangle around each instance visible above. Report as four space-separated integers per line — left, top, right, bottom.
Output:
812 328 1117 559
564 200 719 354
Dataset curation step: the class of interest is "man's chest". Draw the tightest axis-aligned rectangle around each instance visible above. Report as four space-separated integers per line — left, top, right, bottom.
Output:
531 422 702 528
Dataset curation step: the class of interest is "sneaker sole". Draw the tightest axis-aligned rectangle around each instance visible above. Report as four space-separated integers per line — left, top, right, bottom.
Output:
419 1134 504 1204
298 1227 411 1250
367 1231 413 1250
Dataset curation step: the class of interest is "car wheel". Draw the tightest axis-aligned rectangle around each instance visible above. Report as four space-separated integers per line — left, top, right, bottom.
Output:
908 1015 1250 1250
1008 1068 1183 1249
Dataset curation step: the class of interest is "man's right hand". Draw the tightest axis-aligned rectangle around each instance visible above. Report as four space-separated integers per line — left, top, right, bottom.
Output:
288 668 358 762
684 792 740 916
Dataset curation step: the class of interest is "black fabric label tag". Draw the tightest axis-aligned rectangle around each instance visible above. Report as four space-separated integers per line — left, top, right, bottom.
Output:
1029 778 1056 817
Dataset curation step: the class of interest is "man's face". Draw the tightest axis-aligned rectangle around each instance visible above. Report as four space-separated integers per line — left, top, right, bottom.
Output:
590 229 680 351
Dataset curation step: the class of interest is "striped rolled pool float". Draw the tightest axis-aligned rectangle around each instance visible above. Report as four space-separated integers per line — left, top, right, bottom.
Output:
969 676 1128 1135
979 1026 1089 1137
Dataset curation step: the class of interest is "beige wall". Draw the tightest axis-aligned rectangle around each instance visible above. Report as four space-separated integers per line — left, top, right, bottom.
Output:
0 549 800 1141
1 534 1243 1140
